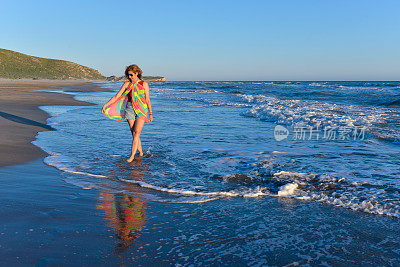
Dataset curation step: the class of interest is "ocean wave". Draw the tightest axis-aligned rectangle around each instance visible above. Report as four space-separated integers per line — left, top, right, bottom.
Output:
119 178 272 198
43 154 108 178
150 83 399 144
238 93 400 142
269 170 400 218
36 144 400 217
120 171 400 217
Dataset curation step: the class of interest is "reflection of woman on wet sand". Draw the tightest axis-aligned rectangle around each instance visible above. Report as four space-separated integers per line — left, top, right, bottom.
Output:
96 139 149 253
96 192 147 253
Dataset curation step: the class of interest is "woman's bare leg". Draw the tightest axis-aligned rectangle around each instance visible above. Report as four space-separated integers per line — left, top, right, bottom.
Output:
127 118 146 162
137 137 143 156
127 119 143 156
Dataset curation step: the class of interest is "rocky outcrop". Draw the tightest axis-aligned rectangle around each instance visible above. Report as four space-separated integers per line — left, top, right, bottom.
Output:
106 75 166 82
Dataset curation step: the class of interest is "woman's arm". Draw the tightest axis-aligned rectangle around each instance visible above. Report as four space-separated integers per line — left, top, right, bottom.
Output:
101 82 130 113
143 82 153 121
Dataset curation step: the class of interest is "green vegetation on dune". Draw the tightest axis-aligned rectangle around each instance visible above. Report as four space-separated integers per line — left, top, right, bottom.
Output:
0 48 105 80
0 48 166 81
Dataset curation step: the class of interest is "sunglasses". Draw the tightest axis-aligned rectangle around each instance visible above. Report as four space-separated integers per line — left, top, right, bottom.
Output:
128 74 135 77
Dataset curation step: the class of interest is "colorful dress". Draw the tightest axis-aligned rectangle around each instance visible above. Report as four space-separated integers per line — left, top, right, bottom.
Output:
103 80 151 124
130 80 150 124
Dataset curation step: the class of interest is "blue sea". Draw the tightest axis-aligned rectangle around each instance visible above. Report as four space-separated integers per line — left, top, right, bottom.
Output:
32 81 400 265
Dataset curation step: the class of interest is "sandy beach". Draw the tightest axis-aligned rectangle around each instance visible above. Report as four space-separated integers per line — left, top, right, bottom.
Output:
0 79 112 167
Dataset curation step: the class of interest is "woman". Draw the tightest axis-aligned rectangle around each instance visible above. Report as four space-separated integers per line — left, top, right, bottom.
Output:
101 64 153 162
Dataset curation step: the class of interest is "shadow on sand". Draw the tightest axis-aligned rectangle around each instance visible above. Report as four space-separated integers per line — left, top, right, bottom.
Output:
0 111 55 130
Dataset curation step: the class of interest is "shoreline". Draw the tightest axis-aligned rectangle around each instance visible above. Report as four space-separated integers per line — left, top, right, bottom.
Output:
0 80 112 167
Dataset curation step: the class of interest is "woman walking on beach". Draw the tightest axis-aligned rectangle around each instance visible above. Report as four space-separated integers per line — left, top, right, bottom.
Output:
101 65 153 162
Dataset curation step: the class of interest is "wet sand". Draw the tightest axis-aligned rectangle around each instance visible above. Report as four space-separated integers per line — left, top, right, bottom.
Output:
0 158 160 265
0 79 112 167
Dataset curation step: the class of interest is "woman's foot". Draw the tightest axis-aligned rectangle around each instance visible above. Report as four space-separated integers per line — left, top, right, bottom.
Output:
126 156 135 162
138 152 144 157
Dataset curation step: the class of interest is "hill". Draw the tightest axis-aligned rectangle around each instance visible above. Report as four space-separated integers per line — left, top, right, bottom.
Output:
0 48 166 81
0 48 105 80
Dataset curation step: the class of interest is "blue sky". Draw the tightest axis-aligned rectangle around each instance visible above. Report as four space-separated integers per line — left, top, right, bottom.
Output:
1 0 399 80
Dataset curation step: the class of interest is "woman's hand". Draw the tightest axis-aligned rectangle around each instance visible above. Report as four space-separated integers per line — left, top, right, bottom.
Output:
101 105 106 114
149 114 153 122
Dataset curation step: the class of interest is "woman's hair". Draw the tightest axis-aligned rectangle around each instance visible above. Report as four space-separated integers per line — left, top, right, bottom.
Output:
125 64 143 80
